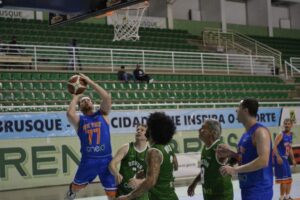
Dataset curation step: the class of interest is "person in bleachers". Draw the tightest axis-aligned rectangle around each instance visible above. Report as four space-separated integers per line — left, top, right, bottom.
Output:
8 36 22 55
133 64 153 83
117 66 135 82
68 38 82 71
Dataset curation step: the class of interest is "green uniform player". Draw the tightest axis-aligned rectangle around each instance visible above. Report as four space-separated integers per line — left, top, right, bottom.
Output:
148 144 178 200
115 112 178 200
188 119 233 200
201 139 233 200
110 124 149 200
118 142 148 200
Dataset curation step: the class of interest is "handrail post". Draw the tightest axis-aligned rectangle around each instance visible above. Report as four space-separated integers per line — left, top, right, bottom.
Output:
285 61 288 80
110 49 114 72
255 42 258 55
172 52 175 73
279 54 282 72
226 54 229 74
272 56 275 76
201 53 204 74
142 50 145 70
34 46 37 71
250 55 253 74
72 47 76 71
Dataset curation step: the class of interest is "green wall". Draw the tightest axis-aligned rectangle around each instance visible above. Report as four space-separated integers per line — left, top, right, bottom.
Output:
174 20 220 36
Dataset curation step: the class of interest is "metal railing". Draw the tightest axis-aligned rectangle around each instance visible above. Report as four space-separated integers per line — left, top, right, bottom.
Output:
0 43 275 75
290 57 300 72
284 60 300 79
0 101 299 113
202 28 282 70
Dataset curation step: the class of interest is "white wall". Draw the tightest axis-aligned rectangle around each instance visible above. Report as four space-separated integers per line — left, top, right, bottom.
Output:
145 0 300 29
272 6 289 28
225 1 246 25
246 0 269 26
172 0 199 20
200 0 222 22
146 0 167 17
290 3 300 29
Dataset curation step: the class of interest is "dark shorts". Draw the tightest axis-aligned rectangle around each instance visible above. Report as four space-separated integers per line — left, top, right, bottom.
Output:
73 156 116 191
274 156 292 184
241 187 273 200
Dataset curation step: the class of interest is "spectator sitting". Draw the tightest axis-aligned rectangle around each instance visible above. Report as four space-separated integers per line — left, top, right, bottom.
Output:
133 64 153 83
117 65 134 82
8 36 22 55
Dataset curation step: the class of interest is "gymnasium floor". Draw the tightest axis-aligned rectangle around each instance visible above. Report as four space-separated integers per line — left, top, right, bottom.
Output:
1 173 300 200
77 173 300 200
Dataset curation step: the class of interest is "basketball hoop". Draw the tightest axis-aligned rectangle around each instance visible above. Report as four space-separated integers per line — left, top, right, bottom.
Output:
110 1 149 41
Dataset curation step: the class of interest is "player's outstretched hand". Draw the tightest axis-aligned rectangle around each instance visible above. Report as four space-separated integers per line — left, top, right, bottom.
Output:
216 144 233 159
128 178 143 189
79 73 92 84
292 159 297 170
220 165 236 176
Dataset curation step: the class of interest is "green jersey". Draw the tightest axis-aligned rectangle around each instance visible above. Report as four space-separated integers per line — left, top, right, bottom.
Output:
201 139 233 200
118 142 148 200
148 144 178 200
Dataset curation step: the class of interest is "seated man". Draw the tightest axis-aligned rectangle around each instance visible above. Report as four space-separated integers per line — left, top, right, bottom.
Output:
133 64 153 83
117 66 134 82
8 36 22 55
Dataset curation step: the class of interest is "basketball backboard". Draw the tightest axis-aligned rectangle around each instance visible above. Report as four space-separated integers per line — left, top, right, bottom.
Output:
49 0 147 26
1 0 146 26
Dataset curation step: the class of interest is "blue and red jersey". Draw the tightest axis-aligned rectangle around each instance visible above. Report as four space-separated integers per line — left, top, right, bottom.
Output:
237 123 273 199
77 110 112 159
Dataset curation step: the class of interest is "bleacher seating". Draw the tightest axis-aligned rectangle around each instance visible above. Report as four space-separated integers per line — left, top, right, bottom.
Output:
0 71 297 112
1 19 300 112
0 18 199 52
250 36 300 61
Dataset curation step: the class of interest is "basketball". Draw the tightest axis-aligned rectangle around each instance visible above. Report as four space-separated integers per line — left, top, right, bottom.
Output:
67 75 87 95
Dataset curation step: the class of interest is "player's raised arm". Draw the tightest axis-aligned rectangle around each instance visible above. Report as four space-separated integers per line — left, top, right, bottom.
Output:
273 133 283 165
79 73 111 114
109 144 130 184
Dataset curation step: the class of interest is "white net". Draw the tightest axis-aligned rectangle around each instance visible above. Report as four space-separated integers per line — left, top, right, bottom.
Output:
110 1 149 41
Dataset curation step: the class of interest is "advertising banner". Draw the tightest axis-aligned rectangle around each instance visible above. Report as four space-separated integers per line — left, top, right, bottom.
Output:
281 107 300 125
0 107 299 191
0 108 282 139
0 9 34 19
